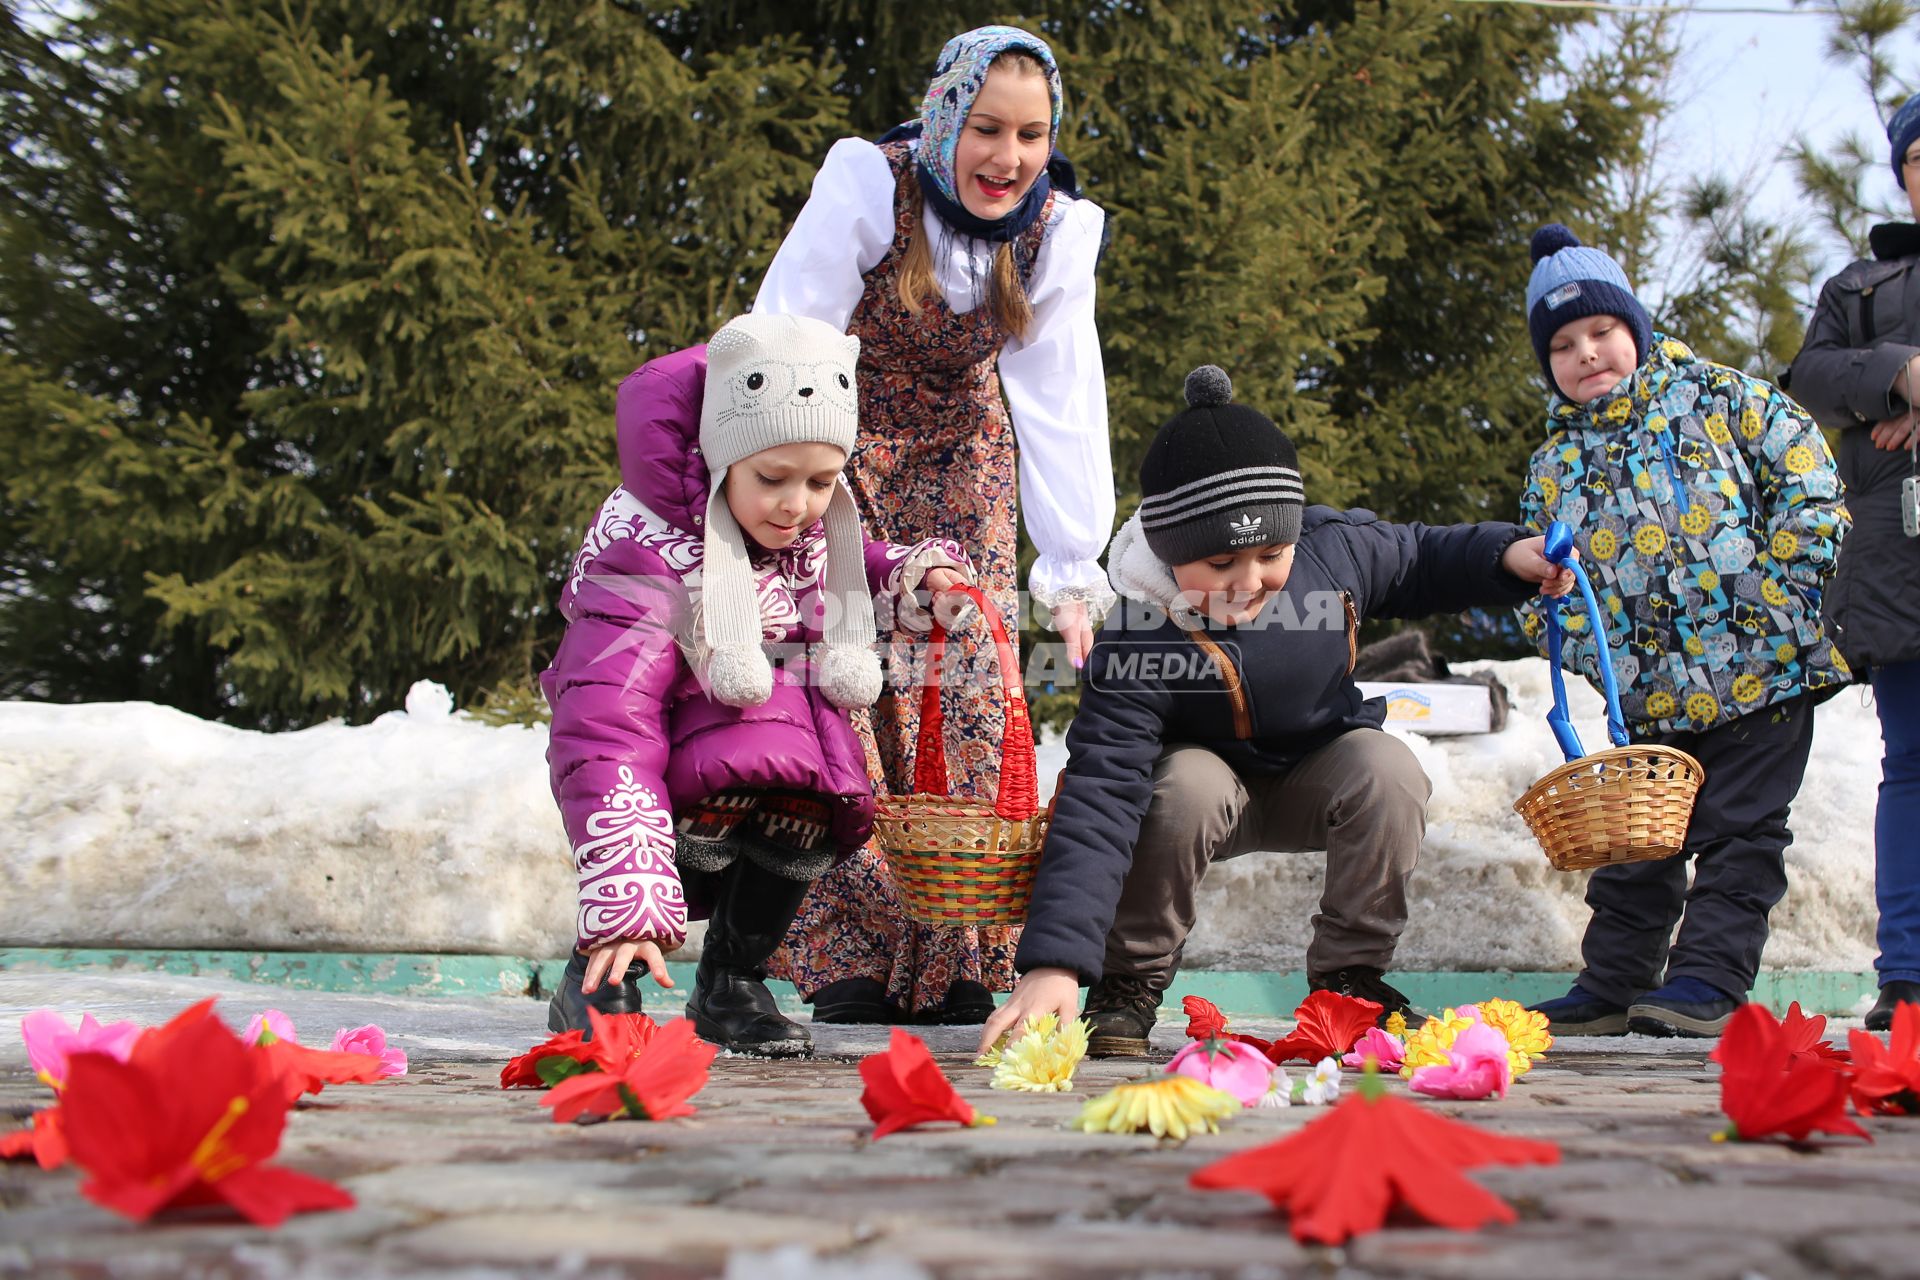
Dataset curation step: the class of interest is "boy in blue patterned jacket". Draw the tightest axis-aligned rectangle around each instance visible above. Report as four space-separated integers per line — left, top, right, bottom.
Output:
1516 225 1851 1038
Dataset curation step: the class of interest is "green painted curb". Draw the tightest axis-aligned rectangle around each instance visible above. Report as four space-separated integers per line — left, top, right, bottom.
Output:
0 949 1882 1018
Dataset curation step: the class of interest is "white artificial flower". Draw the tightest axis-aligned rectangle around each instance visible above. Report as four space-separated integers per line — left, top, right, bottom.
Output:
1297 1056 1342 1106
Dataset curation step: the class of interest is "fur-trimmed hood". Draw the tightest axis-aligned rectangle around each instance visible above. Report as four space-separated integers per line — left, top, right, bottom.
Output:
1106 511 1202 630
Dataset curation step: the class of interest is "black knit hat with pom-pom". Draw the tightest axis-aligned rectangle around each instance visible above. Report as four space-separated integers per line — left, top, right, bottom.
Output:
1136 365 1304 563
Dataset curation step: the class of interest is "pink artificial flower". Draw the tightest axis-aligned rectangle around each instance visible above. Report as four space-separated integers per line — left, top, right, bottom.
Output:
1409 1020 1513 1101
241 1010 298 1046
329 1025 408 1078
1342 1026 1407 1073
21 1011 141 1090
1168 1037 1277 1107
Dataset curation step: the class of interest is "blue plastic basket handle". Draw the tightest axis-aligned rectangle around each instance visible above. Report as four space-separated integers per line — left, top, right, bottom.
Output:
1541 520 1631 763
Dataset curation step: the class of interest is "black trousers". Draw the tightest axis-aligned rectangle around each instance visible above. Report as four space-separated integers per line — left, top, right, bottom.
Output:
1576 694 1818 1006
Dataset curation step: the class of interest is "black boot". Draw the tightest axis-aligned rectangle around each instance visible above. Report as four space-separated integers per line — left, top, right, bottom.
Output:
1867 980 1920 1033
685 860 814 1058
547 950 648 1036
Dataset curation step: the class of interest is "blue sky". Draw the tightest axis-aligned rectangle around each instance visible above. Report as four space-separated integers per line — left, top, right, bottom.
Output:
1648 4 1920 289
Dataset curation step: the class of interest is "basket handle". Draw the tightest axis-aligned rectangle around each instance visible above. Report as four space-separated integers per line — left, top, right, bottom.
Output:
910 584 1041 822
1542 520 1631 763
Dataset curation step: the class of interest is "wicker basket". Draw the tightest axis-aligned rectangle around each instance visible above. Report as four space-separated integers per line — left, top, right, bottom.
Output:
1516 521 1704 872
1513 743 1705 871
872 585 1050 926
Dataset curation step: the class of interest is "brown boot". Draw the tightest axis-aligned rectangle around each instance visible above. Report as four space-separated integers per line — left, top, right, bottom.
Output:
1083 974 1160 1057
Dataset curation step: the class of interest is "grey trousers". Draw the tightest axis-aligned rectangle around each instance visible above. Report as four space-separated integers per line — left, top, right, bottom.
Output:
1100 729 1432 991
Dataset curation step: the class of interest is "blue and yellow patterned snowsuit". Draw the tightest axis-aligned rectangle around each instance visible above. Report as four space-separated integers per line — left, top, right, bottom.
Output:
1515 333 1851 1007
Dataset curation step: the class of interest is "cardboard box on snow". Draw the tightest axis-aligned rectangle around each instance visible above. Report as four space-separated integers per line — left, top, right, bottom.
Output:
1355 681 1491 735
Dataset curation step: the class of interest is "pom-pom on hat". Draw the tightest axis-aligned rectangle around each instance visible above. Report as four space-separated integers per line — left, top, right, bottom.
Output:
1135 365 1305 564
1891 93 1920 191
697 313 881 711
1524 223 1653 396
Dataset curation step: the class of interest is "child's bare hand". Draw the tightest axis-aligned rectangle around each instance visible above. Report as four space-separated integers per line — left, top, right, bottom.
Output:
581 939 674 995
1502 535 1578 597
977 967 1080 1056
923 566 968 597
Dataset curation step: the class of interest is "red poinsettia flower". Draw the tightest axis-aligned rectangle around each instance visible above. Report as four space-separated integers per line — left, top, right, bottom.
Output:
58 999 354 1225
1266 990 1383 1065
859 1028 990 1138
259 1040 392 1104
0 1107 68 1169
1848 1000 1920 1117
1180 996 1274 1055
1714 1003 1868 1143
500 1027 598 1089
540 1016 714 1124
1713 1001 1848 1069
1191 1066 1560 1243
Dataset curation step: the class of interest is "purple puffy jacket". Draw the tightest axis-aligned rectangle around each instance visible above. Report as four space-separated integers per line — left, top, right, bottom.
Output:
541 345 968 953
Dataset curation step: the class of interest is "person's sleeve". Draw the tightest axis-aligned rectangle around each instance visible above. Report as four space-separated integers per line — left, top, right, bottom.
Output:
1742 375 1850 590
544 540 690 953
1786 271 1920 429
752 137 896 329
1335 512 1536 621
997 196 1117 616
1013 641 1173 984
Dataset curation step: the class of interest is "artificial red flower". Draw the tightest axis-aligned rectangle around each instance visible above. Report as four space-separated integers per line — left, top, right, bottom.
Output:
260 1040 391 1104
1847 1000 1920 1116
58 1000 353 1225
1179 996 1274 1055
859 1028 990 1137
1191 1066 1560 1243
0 1107 68 1169
540 1016 714 1124
1266 990 1384 1065
500 1027 597 1089
1712 1001 1848 1069
1714 1003 1868 1143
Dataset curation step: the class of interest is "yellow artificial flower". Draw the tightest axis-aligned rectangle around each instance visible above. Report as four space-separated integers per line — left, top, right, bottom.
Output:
1473 998 1552 1077
1398 1007 1475 1078
989 1014 1090 1093
1384 1010 1408 1038
1071 1076 1239 1141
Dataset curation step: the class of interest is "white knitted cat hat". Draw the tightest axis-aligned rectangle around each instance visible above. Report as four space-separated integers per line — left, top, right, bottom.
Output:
698 312 883 710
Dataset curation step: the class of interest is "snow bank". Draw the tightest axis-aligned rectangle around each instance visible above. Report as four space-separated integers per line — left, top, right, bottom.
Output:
0 663 1883 969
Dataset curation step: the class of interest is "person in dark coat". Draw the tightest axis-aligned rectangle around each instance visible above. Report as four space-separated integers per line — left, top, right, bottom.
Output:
1784 93 1920 1033
975 365 1575 1057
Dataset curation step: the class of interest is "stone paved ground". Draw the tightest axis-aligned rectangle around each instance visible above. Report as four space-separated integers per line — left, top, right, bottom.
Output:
2 973 1917 1280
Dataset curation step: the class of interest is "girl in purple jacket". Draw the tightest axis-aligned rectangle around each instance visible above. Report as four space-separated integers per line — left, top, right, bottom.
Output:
540 313 971 1056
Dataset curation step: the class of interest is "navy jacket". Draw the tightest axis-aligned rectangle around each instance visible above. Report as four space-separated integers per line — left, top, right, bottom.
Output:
1015 506 1536 983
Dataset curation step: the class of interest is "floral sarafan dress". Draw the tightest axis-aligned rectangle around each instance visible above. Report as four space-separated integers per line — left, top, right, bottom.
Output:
753 136 1114 1017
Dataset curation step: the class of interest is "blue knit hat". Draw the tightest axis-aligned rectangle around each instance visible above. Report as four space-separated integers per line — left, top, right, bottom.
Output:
1525 224 1652 393
1890 93 1920 191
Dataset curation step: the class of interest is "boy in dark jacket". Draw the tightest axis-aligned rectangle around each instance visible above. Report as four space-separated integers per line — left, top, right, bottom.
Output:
978 366 1573 1057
